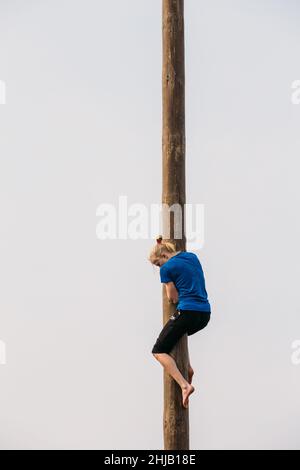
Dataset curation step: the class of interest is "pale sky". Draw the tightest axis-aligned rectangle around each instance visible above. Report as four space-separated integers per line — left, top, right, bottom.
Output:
0 0 300 450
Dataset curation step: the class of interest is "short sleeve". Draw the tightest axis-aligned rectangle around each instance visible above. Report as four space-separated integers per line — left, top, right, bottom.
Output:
160 264 173 283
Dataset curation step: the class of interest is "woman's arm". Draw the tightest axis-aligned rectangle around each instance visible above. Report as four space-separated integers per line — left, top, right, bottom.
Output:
164 282 179 304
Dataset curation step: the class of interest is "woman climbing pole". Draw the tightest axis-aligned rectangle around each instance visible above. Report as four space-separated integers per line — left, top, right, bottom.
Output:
148 236 211 409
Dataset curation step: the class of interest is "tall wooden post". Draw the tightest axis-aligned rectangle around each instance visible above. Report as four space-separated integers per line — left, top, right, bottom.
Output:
162 0 189 450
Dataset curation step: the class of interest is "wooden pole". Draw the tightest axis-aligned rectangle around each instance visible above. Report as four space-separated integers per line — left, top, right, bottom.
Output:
162 0 189 450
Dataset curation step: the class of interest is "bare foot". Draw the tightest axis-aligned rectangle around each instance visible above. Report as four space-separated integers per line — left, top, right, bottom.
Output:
188 366 194 384
182 384 195 408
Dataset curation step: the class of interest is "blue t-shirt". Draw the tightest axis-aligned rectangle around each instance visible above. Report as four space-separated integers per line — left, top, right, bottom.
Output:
160 251 211 312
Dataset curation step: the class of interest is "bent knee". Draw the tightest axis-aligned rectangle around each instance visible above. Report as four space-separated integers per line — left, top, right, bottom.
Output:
152 352 165 360
152 352 169 359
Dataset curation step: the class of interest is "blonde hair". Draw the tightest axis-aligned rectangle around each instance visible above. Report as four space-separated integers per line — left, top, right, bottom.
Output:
148 235 177 265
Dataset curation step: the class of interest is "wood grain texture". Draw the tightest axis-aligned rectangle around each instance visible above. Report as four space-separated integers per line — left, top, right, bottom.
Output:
162 0 189 450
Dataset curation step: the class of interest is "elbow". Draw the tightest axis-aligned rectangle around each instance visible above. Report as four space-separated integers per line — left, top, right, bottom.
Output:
165 283 179 303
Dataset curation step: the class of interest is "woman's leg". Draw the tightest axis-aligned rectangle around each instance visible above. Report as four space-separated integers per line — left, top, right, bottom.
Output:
186 311 211 383
153 352 194 408
187 348 194 384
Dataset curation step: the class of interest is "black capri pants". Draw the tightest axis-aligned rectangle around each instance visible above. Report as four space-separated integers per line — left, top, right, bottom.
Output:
151 309 211 354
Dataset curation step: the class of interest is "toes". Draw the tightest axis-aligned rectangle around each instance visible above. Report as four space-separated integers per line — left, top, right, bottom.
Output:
182 386 195 408
182 389 191 408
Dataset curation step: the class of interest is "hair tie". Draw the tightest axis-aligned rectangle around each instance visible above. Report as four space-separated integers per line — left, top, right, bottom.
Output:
156 235 163 244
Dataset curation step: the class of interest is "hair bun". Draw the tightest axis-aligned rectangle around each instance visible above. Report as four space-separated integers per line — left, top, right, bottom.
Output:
156 235 163 244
